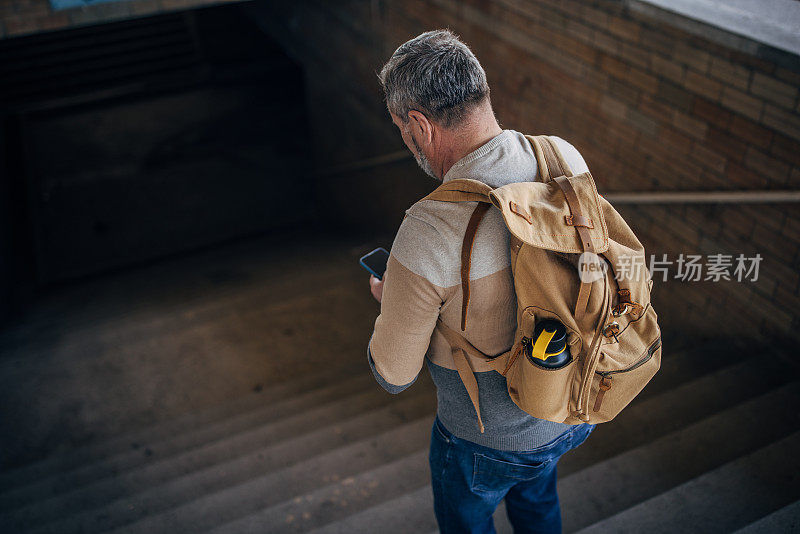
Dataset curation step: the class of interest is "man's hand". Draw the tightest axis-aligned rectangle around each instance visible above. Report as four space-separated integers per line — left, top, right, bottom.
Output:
369 274 385 303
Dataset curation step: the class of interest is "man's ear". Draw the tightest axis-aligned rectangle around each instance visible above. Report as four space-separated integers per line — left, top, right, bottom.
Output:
407 110 434 146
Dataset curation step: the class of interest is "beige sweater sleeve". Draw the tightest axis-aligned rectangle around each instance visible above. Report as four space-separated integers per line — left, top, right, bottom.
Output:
368 213 448 386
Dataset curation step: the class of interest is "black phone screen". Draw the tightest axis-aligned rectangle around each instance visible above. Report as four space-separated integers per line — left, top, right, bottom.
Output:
360 247 390 280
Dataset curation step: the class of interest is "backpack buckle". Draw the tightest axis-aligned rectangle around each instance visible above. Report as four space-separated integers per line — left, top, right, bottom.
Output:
612 289 643 317
602 321 621 342
564 214 594 229
612 303 630 317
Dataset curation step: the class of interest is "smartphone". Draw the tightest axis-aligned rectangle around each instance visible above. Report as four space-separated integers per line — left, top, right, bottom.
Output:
360 247 390 280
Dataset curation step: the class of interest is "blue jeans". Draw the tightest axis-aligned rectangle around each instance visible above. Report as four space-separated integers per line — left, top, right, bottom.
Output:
429 416 595 534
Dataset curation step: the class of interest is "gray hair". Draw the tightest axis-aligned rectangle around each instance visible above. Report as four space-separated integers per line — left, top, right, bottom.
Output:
378 29 490 128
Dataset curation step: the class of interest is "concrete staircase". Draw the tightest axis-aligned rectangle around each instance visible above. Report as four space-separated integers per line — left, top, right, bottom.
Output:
0 340 798 533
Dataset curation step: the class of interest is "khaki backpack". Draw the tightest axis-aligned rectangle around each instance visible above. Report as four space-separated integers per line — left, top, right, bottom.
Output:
422 135 662 431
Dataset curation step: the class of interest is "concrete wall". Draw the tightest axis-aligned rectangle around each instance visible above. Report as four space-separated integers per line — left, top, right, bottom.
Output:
0 3 312 292
244 0 800 347
23 83 308 282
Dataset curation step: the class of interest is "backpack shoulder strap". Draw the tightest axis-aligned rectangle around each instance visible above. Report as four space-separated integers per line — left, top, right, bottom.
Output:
420 177 495 331
434 316 487 433
461 203 491 330
527 134 573 181
419 178 496 433
528 135 594 321
433 316 515 434
422 177 494 203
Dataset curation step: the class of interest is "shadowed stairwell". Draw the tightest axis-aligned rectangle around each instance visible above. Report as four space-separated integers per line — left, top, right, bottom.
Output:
0 229 797 534
1 0 799 532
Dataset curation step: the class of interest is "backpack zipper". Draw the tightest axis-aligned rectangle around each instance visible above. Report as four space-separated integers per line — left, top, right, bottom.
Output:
574 279 612 421
592 336 662 412
597 336 662 377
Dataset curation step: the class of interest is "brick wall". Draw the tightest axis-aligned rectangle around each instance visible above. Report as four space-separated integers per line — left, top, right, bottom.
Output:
246 0 800 349
0 0 243 38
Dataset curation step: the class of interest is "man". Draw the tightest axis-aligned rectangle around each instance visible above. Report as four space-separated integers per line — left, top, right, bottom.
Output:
366 29 595 534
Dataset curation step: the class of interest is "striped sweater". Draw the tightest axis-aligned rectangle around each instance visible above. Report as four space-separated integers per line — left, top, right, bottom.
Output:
367 129 590 451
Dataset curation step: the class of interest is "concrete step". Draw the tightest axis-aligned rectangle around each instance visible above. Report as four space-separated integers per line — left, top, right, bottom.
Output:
9 380 435 533
558 354 791 473
0 243 357 373
0 334 730 510
0 371 390 516
25 388 435 534
731 500 800 533
206 449 432 534
307 486 435 534
574 431 800 534
559 381 800 532
328 501 502 534
110 419 435 534
0 337 729 505
297 354 791 534
0 356 366 498
634 340 746 402
0 338 776 534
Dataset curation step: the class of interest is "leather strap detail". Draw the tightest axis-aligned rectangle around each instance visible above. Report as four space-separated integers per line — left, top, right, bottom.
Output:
564 214 594 228
613 288 644 316
421 179 494 332
461 202 491 331
435 316 512 369
554 172 595 322
509 201 533 224
502 342 523 376
434 317 515 432
529 134 603 317
451 346 485 433
434 317 501 434
593 376 612 412
554 175 596 255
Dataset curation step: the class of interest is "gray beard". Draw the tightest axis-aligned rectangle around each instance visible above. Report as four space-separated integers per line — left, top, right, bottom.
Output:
411 136 438 180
